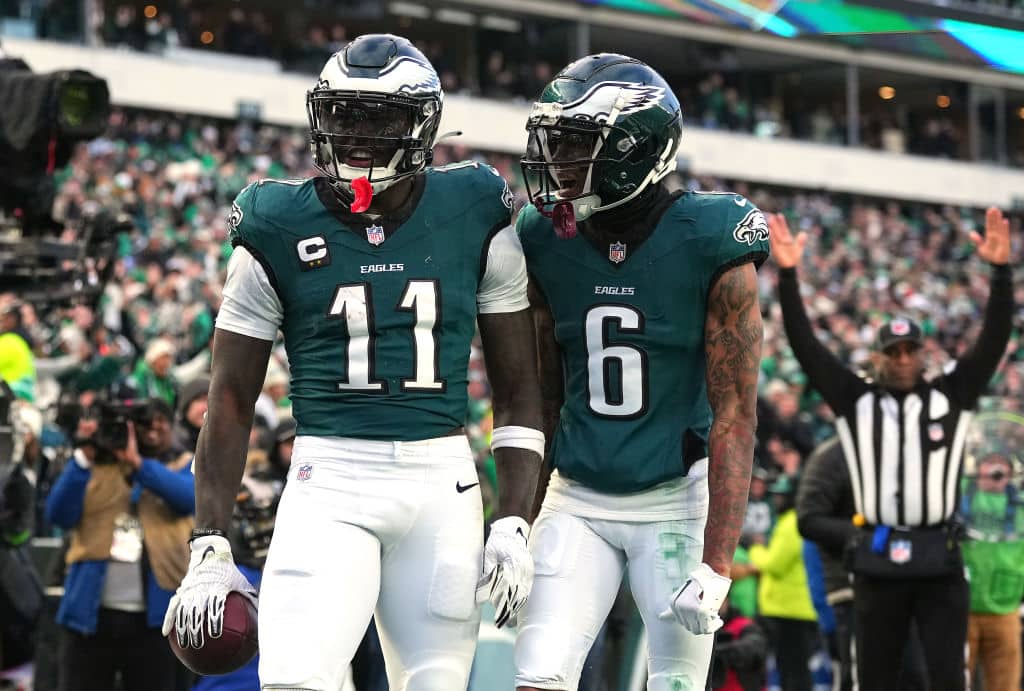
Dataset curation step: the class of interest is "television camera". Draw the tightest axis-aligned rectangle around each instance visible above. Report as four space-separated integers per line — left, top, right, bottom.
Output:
0 51 127 308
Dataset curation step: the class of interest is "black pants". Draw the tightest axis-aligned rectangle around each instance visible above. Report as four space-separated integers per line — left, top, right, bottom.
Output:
853 572 968 691
59 608 178 691
759 616 819 691
832 601 856 691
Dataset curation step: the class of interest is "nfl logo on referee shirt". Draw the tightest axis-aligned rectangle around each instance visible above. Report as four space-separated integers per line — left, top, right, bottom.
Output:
609 242 627 264
889 539 912 564
366 224 386 246
296 464 313 482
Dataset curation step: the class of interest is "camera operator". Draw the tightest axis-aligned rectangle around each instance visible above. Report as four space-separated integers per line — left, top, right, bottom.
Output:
45 398 195 691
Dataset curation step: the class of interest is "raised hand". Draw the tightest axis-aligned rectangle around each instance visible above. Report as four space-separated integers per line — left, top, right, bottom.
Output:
970 207 1011 266
767 213 807 270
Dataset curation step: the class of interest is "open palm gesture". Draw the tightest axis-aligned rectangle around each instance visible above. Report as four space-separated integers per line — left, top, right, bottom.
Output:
971 207 1011 265
767 213 807 269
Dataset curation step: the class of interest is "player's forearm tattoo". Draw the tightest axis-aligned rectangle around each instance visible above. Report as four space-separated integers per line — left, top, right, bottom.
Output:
703 264 762 574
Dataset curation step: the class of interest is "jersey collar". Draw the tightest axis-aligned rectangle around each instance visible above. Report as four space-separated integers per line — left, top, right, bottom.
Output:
314 175 427 244
578 186 682 267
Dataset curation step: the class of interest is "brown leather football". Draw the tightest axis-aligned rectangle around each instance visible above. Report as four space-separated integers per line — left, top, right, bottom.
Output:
168 592 258 676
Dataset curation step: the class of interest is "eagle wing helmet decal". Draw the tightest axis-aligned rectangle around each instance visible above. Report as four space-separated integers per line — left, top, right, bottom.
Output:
562 82 666 122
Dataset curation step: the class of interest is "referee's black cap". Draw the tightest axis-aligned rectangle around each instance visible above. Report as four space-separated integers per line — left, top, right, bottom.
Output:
876 317 923 352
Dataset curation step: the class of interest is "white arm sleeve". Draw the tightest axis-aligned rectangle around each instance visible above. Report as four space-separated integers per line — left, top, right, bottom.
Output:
477 225 530 314
215 247 284 341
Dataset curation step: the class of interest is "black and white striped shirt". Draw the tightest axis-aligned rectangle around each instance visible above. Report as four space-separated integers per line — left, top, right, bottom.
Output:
778 264 1013 528
834 378 972 527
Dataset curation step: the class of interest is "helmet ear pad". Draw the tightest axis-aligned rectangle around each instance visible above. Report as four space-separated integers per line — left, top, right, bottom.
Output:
590 119 675 211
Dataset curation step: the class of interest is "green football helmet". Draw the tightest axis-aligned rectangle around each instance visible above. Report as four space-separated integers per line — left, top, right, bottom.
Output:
521 54 682 238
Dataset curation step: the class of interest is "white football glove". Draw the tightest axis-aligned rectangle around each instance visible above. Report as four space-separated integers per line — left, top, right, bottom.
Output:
657 562 732 635
476 516 533 629
162 535 258 649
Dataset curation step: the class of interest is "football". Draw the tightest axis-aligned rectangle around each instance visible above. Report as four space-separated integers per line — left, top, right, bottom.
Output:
168 592 259 676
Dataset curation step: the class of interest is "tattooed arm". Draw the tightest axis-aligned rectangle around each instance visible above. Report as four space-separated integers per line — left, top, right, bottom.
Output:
528 277 564 521
703 262 763 576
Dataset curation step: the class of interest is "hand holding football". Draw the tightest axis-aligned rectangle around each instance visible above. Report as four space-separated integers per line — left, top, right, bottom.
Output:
168 591 258 676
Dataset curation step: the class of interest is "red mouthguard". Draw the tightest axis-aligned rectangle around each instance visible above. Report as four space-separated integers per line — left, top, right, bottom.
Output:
350 176 373 213
552 201 577 239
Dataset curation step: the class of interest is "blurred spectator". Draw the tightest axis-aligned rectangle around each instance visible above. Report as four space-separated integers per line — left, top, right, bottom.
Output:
0 388 44 675
741 466 773 546
480 50 519 99
745 475 819 691
709 599 768 691
796 438 858 691
131 338 178 408
0 301 36 401
728 546 758 619
45 400 194 691
960 451 1024 691
174 376 209 454
269 417 296 483
761 379 816 458
255 362 289 431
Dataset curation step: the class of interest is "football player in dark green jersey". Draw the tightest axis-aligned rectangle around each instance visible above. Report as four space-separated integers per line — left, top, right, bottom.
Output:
514 55 768 691
162 35 545 691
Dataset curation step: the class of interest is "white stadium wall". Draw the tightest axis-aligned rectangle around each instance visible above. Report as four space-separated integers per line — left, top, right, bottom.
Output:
7 37 1024 209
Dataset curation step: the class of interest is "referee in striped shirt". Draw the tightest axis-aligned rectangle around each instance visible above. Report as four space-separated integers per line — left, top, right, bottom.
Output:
767 208 1014 691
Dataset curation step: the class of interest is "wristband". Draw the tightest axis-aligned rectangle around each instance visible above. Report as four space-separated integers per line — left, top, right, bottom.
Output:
190 528 228 543
491 425 545 459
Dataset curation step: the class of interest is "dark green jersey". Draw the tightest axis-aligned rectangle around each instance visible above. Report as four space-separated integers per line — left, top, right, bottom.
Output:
518 191 769 493
228 162 513 441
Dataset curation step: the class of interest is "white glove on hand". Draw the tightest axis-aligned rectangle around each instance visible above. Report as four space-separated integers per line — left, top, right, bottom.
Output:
476 516 533 629
162 535 258 649
658 562 732 635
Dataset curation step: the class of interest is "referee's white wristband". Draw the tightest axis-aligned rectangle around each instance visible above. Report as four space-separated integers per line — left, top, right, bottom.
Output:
491 425 545 460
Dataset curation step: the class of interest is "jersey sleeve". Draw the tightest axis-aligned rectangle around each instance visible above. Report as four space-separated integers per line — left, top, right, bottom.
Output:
215 246 283 341
226 182 259 248
472 163 515 232
477 225 529 314
514 202 545 262
714 195 770 276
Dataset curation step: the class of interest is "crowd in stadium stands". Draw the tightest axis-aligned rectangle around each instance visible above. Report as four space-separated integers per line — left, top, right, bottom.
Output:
12 1 1022 167
0 108 1021 688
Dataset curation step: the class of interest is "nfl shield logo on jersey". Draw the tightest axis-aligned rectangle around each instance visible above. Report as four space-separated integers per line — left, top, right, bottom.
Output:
889 539 912 564
366 224 386 246
296 464 313 482
609 242 627 264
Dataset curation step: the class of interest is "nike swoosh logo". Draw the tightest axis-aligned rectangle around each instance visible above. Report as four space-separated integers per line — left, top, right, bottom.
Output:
456 481 480 493
734 197 746 206
201 545 215 563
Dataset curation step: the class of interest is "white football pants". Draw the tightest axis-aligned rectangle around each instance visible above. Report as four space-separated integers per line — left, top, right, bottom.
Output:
514 510 713 691
258 435 484 691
